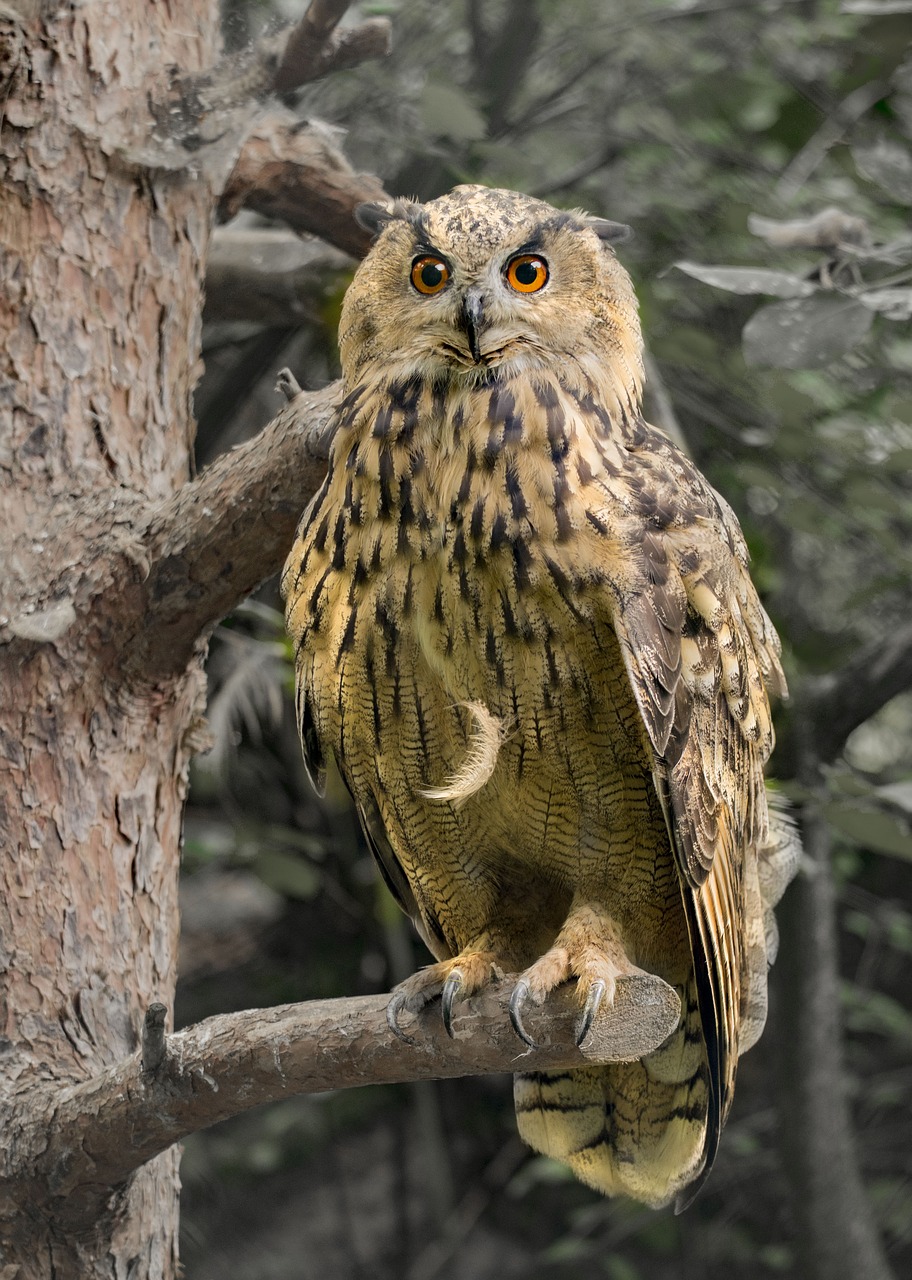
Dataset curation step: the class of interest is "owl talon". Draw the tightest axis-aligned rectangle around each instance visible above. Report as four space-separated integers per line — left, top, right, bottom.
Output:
577 978 607 1045
509 981 540 1049
441 970 464 1038
386 991 418 1046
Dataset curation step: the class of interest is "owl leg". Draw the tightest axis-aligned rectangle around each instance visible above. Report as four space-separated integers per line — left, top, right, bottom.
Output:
387 939 505 1043
510 900 648 1049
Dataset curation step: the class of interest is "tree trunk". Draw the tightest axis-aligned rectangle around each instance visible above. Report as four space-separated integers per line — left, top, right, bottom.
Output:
0 1 218 1273
775 800 894 1280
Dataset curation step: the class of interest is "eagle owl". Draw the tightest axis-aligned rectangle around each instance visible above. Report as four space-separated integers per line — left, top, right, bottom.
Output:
282 185 797 1208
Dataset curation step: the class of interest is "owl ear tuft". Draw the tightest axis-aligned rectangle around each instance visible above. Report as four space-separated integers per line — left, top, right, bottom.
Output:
355 198 426 239
355 202 397 236
587 218 633 244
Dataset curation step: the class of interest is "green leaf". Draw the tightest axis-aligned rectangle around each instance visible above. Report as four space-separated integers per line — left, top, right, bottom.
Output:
822 802 912 860
672 261 817 298
742 294 873 368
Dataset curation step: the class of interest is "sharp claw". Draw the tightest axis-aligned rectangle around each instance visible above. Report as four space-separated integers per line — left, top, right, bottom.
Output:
577 978 607 1045
441 970 464 1039
509 981 540 1049
387 991 418 1046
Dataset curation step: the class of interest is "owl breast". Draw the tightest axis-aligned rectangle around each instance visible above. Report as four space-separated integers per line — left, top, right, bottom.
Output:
284 369 687 976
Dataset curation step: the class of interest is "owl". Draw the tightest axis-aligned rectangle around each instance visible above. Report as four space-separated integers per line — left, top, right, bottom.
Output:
282 185 798 1208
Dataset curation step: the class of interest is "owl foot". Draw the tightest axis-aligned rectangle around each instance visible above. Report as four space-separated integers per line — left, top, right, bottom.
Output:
509 903 644 1049
387 951 501 1043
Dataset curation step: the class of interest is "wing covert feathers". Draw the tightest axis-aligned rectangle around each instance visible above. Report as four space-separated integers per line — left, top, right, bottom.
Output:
585 413 788 1198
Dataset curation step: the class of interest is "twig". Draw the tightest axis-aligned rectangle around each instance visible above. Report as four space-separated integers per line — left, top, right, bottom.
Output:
272 0 392 93
776 80 887 202
141 1003 168 1074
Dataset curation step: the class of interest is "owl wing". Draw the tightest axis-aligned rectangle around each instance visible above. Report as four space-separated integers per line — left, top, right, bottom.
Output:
589 421 785 1188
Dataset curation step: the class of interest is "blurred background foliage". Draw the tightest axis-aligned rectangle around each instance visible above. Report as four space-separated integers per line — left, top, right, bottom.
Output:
180 2 912 1276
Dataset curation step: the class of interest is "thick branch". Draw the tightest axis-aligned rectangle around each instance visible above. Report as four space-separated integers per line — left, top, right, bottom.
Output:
0 976 679 1231
129 384 337 677
219 111 388 257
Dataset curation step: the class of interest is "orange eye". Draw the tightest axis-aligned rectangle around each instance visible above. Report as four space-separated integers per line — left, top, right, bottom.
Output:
410 255 450 295
505 254 549 294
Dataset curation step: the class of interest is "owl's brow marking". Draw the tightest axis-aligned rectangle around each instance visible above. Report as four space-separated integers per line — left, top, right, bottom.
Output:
410 240 446 261
522 213 582 245
405 208 432 241
509 238 548 259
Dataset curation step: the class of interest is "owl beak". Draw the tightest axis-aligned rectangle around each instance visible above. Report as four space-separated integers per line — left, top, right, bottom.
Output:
459 288 486 363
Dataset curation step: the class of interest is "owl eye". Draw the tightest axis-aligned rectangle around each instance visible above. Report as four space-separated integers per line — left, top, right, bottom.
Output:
410 255 450 295
505 254 549 294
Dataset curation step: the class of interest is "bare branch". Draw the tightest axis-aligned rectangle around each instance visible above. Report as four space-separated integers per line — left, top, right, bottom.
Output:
127 384 338 678
776 80 887 201
1 977 679 1232
272 0 392 93
149 2 390 157
219 112 388 257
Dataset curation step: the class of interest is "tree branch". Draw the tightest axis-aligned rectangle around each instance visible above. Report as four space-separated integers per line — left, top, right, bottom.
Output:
272 0 392 93
151 1 391 149
0 976 679 1232
218 111 388 257
127 383 337 678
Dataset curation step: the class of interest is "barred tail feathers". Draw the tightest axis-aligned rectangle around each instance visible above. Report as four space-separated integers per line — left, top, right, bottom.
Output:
514 980 708 1207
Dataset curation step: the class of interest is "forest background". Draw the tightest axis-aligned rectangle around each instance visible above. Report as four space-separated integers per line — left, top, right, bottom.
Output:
4 1 912 1278
181 2 912 1276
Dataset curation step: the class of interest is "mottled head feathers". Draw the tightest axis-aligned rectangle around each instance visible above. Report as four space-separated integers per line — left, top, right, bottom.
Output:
341 185 643 397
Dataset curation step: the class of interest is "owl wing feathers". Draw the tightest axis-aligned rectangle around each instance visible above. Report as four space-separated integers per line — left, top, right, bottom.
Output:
353 785 451 961
589 422 785 1174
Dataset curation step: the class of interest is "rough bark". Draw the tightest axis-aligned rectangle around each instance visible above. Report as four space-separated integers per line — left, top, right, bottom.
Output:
121 384 338 680
0 1 387 1276
0 2 220 1274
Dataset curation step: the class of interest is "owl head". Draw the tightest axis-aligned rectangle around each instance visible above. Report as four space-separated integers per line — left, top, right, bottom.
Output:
339 185 643 395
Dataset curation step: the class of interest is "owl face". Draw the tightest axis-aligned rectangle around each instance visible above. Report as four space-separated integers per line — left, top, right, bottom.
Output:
339 185 642 390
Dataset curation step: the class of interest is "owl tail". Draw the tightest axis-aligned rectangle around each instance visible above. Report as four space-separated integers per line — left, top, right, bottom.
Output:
513 978 709 1208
